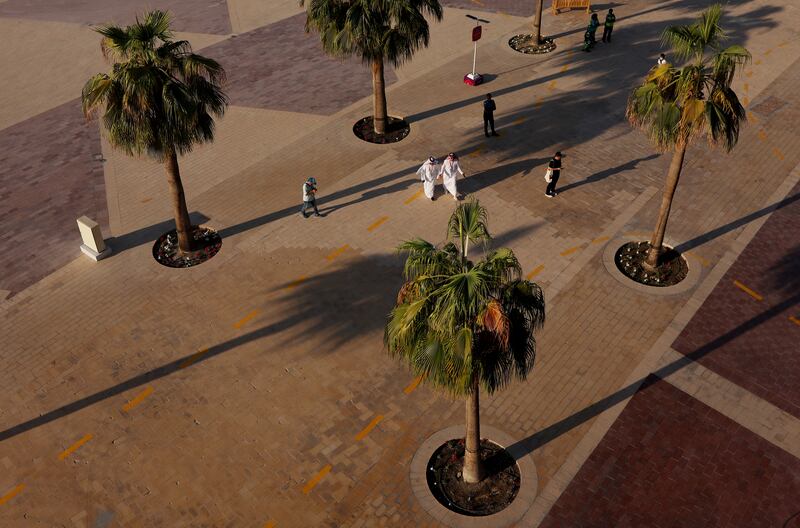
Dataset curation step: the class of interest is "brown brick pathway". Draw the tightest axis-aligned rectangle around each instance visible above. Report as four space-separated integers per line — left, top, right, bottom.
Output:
672 181 800 418
0 98 106 298
539 375 800 528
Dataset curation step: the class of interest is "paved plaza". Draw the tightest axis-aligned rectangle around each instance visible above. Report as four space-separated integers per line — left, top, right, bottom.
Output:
1 0 798 526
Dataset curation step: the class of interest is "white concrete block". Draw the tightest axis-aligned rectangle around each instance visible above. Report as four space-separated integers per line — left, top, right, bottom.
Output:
77 216 111 260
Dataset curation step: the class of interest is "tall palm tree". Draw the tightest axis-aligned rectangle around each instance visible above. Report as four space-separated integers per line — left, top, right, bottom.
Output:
627 4 749 270
302 0 443 135
82 10 228 253
385 201 545 483
532 0 545 45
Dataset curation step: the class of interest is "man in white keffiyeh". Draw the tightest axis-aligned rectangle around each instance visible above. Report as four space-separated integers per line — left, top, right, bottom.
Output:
416 156 440 201
439 152 465 201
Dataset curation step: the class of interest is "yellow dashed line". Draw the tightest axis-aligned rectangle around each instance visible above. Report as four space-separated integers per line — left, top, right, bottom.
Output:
778 41 788 48
526 265 544 280
471 0 485 5
560 245 582 257
755 59 762 65
513 116 526 126
355 415 384 441
264 521 277 528
179 348 209 369
233 309 260 329
789 315 800 327
285 276 308 290
733 280 763 301
747 112 759 123
302 464 332 495
403 376 422 394
404 189 424 205
367 216 389 232
548 80 557 91
58 434 93 461
745 71 753 78
326 244 350 261
757 130 767 142
467 144 483 157
764 49 772 56
684 251 710 268
591 236 610 244
535 96 543 109
773 147 785 161
743 83 749 93
0 484 24 507
560 65 568 73
122 386 154 413
743 96 750 107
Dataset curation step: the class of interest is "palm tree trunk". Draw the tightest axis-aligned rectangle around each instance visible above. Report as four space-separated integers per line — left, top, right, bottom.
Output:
463 375 483 484
371 58 388 135
532 0 545 44
164 148 195 253
644 142 687 270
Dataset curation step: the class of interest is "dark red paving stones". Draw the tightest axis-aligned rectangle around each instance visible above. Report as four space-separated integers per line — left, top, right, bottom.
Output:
0 0 231 35
539 376 800 528
203 13 396 115
0 99 107 297
672 182 800 418
441 0 534 17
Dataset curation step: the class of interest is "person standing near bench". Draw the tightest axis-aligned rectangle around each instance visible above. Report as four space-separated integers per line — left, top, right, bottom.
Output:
483 93 499 137
602 9 616 43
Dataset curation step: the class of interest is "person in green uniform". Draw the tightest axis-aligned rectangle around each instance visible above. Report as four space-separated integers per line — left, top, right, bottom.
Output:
602 9 616 42
582 28 593 52
587 13 600 45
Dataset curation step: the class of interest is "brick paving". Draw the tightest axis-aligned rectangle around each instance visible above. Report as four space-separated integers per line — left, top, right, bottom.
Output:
1 0 800 526
539 375 800 528
0 98 106 298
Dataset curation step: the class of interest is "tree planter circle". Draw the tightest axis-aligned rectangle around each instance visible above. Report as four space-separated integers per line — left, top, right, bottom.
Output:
427 438 520 516
601 236 702 296
152 226 222 268
353 116 410 144
411 425 538 527
508 34 556 54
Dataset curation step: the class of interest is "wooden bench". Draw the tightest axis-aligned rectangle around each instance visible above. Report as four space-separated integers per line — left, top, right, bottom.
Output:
551 0 591 15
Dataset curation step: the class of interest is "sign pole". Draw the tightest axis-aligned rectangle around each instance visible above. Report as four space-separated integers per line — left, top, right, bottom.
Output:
464 14 489 86
472 38 477 76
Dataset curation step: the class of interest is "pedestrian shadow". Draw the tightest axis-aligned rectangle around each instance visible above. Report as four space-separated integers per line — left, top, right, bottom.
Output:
503 291 800 460
557 154 660 193
461 157 551 195
673 192 800 254
771 243 800 297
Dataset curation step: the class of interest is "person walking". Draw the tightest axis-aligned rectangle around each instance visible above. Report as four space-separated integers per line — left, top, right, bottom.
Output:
417 156 440 201
587 13 600 46
483 93 499 137
544 151 563 198
300 177 321 217
657 53 667 66
602 9 616 42
440 152 466 201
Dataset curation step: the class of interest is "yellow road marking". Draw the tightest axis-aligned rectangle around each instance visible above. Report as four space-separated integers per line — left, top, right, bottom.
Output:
140 197 152 203
764 49 772 56
467 144 483 157
757 130 767 142
122 386 154 413
560 65 568 73
367 216 389 232
745 71 753 78
535 96 543 109
526 265 544 280
743 96 750 107
326 244 350 261
743 83 749 92
404 189 424 205
302 464 332 495
355 415 384 441
560 245 582 257
684 251 710 268
773 147 785 161
591 236 610 244
548 80 556 91
471 0 485 5
233 309 260 329
747 111 759 123
755 59 762 65
733 280 763 301
513 116 525 125
179 348 209 369
778 41 788 48
58 434 93 461
0 484 24 507
789 316 800 327
403 376 422 394
264 521 276 528
285 276 308 290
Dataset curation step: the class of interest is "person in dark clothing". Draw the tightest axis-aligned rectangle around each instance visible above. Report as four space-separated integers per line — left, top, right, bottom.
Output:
587 13 600 45
602 9 616 42
582 29 593 52
545 152 562 197
483 93 499 137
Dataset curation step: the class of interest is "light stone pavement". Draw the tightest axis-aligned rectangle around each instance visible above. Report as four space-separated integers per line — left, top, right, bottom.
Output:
1 0 799 526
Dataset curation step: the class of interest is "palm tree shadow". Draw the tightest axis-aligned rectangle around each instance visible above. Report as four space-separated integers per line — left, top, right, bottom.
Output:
557 153 660 193
771 243 800 297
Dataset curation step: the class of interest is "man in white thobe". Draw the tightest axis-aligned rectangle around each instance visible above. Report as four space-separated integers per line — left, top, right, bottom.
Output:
416 156 440 201
439 152 465 201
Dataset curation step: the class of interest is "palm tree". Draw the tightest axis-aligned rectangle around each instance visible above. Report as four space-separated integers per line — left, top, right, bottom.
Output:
82 10 228 253
302 0 443 135
532 0 545 45
626 4 749 270
385 201 545 483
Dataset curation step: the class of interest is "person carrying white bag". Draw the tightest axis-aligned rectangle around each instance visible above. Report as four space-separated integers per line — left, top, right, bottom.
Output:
544 151 563 198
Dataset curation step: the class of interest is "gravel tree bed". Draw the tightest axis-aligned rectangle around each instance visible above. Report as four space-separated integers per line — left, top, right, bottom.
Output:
615 241 688 287
508 34 556 54
353 116 410 144
152 226 222 268
426 438 520 517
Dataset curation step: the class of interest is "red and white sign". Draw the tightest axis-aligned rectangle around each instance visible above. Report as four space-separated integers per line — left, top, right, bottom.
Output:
472 25 482 42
